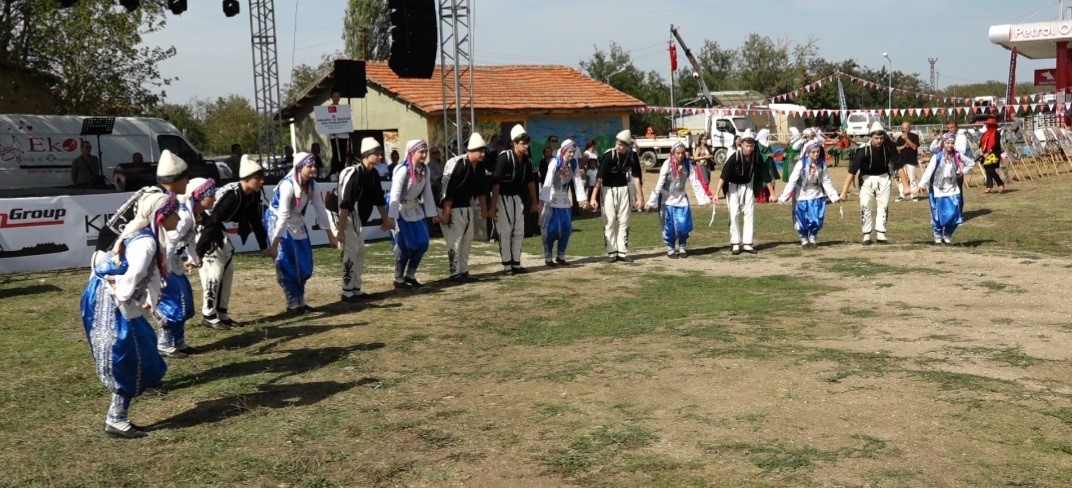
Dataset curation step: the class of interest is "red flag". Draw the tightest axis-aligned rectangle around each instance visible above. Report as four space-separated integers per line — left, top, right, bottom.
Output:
669 43 678 72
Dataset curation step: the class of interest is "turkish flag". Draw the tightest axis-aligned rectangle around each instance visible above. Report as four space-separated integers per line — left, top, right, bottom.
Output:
669 43 678 71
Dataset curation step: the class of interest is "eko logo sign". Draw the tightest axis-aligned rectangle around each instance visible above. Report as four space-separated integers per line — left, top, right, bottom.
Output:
1010 21 1072 42
0 207 67 229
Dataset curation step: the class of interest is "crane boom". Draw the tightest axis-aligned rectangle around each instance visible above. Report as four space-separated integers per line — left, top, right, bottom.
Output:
670 24 713 108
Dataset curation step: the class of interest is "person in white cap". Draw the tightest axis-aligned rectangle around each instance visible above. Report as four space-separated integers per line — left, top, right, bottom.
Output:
389 139 440 288
439 133 489 281
336 138 392 302
93 149 189 252
589 129 646 263
539 138 590 266
195 155 270 328
646 141 712 258
777 142 840 248
489 124 540 274
714 129 772 255
79 191 179 439
154 177 216 358
265 152 337 314
839 121 897 245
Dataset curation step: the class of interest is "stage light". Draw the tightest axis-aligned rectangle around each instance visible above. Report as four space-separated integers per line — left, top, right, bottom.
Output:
167 0 187 15
223 0 240 17
119 0 138 11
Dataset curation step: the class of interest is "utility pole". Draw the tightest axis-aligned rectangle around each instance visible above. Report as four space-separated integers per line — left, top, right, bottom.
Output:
928 58 938 92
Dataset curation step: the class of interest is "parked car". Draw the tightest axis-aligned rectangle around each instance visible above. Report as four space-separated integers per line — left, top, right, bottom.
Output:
845 112 882 137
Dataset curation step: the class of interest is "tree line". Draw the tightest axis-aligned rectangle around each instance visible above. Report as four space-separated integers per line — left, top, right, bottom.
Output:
0 0 1043 152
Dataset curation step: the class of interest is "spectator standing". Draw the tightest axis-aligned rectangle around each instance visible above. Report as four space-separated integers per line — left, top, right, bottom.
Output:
328 90 350 177
223 144 242 179
71 140 102 187
894 121 921 201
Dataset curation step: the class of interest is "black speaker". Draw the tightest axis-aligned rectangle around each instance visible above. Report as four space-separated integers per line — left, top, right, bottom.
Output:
333 60 368 98
387 0 437 79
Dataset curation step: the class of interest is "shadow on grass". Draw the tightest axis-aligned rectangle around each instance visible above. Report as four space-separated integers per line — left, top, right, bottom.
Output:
0 283 63 299
149 378 378 430
963 208 994 221
166 342 385 391
196 321 370 353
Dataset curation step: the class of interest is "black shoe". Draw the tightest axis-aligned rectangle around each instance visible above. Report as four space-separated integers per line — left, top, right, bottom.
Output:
462 273 481 282
617 256 633 263
201 316 230 330
393 280 411 290
177 345 198 355
449 274 466 283
403 277 423 288
731 245 741 256
341 293 364 303
222 317 242 327
606 255 617 264
555 258 568 265
545 260 556 267
678 249 688 258
668 250 678 259
743 245 757 254
105 423 147 439
512 267 529 274
299 305 316 314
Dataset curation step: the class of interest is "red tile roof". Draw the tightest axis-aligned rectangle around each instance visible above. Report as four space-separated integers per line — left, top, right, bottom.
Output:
280 61 644 118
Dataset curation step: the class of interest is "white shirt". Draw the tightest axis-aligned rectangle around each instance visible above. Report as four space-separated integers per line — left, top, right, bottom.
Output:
540 158 588 209
165 202 201 271
778 159 840 203
269 177 332 242
646 159 711 208
388 163 437 222
919 152 964 197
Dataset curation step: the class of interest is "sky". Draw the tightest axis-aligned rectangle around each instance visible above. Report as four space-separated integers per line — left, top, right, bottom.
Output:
143 0 1068 106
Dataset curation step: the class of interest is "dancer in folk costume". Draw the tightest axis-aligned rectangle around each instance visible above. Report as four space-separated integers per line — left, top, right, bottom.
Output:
93 150 189 253
440 134 489 281
337 138 393 302
489 124 540 274
589 130 647 263
755 128 778 203
714 129 772 255
154 177 216 357
388 139 440 288
80 191 179 438
918 133 966 245
840 122 897 245
265 153 338 314
777 142 840 248
195 156 270 328
645 142 712 258
539 138 590 266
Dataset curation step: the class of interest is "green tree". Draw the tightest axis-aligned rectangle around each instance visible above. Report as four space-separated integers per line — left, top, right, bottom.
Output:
343 0 390 60
282 53 338 106
580 42 669 133
0 0 175 115
195 95 258 156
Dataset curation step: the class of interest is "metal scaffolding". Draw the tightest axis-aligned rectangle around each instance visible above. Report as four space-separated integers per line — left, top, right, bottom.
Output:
248 0 282 162
438 0 474 157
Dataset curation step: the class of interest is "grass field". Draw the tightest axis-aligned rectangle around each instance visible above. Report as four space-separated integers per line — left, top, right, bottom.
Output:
4 165 1072 487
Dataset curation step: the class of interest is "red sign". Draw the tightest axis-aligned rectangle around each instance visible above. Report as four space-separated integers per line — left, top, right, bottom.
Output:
1036 68 1057 86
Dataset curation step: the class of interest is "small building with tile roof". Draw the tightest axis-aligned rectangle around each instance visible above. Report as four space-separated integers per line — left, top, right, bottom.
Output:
278 61 644 172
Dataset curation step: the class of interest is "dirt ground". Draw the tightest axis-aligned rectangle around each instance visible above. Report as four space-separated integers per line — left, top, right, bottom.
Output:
142 236 1072 487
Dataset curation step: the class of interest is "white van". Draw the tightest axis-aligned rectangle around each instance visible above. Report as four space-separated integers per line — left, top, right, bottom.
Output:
845 112 882 137
0 114 211 191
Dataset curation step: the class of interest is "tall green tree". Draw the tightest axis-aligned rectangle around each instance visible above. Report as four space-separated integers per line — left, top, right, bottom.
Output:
155 103 206 151
0 0 175 115
194 95 258 156
282 53 338 106
343 0 391 60
580 42 669 133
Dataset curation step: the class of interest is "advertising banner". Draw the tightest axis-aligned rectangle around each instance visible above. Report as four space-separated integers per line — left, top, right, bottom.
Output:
0 182 392 275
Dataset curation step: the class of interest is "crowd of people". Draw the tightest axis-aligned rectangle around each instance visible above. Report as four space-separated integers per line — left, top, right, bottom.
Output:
78 116 997 438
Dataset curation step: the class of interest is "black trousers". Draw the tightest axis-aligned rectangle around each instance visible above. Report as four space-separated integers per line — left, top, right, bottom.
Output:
984 164 1005 189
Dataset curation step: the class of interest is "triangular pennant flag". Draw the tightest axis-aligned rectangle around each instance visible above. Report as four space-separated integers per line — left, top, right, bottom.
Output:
923 108 931 116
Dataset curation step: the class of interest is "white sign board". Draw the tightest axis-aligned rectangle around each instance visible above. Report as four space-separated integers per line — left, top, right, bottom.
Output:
0 182 393 275
313 105 354 136
1009 20 1072 42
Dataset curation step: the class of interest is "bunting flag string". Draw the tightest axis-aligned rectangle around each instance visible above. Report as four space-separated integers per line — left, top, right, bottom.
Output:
717 71 1064 111
633 103 1066 117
